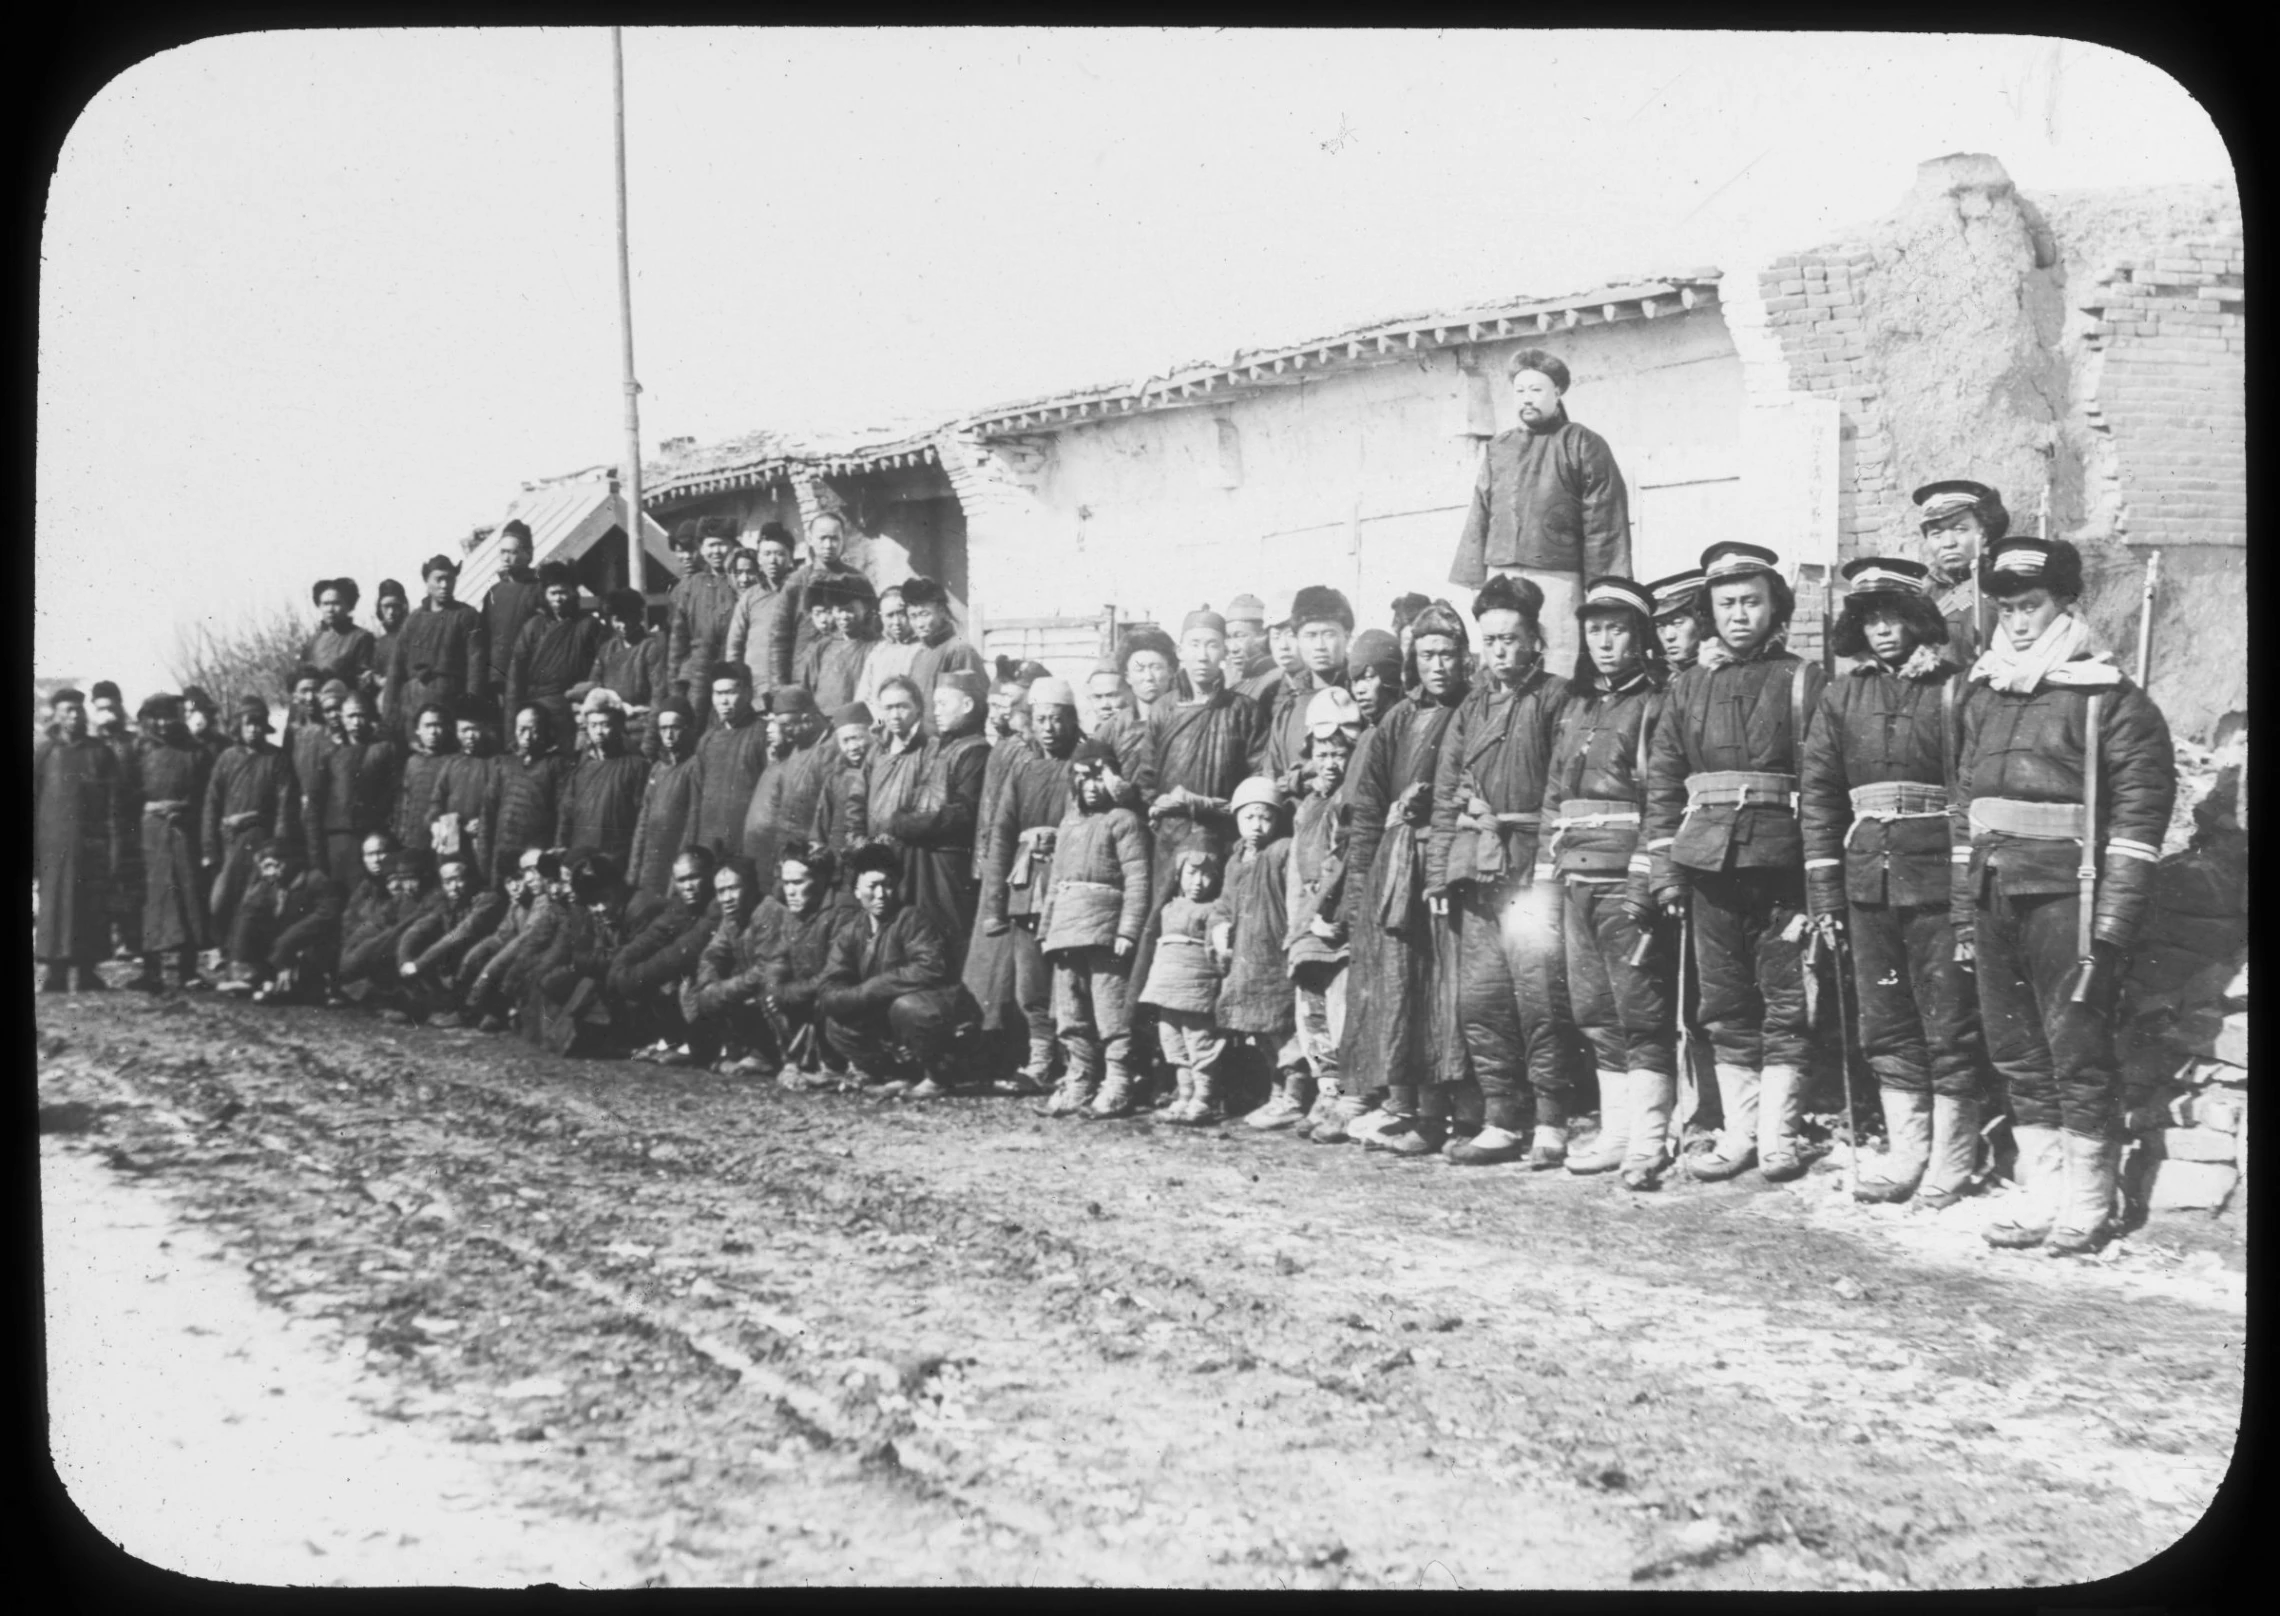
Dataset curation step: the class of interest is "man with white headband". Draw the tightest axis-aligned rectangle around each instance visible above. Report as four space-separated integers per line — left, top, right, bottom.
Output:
1949 535 2173 1259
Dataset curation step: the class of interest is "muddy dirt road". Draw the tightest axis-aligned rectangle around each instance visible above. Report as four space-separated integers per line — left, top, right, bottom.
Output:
36 989 2245 1590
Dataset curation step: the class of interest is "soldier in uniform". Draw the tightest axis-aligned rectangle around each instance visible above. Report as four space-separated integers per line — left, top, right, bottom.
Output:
1912 479 2009 667
1801 557 1991 1207
1421 576 1573 1166
1646 570 1710 672
1546 577 1678 1189
1951 537 2173 1256
1644 541 1827 1183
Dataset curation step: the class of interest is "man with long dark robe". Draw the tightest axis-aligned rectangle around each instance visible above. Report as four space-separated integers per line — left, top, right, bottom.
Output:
1310 603 1471 1146
202 695 299 946
668 516 742 730
88 680 144 961
690 662 772 862
625 698 702 897
856 585 922 714
899 575 988 723
479 519 542 706
226 838 345 1002
862 678 932 850
387 555 488 717
35 688 132 992
589 587 670 747
1422 575 1575 1166
612 847 721 1062
814 701 876 861
128 694 214 991
508 563 609 745
490 705 571 887
739 687 832 878
369 582 411 741
724 522 801 697
393 702 458 858
306 693 401 892
881 668 990 976
1225 594 1280 704
556 698 649 874
1140 610 1263 953
301 578 378 693
776 514 867 692
797 573 879 715
425 705 499 879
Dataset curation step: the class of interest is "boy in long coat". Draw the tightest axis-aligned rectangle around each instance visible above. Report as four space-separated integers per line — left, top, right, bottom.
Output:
1038 735 1153 1118
35 688 132 991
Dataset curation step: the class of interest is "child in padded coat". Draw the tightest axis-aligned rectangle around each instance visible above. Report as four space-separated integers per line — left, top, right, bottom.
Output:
1137 846 1234 1126
1213 775 1297 1118
1037 735 1153 1119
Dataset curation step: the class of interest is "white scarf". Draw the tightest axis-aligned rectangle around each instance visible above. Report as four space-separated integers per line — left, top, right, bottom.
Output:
1969 611 2122 694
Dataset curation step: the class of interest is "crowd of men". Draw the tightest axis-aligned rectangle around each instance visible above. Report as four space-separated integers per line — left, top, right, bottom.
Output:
35 348 2177 1260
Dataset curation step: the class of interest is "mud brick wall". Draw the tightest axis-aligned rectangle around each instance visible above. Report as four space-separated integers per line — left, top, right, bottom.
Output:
1755 249 1895 570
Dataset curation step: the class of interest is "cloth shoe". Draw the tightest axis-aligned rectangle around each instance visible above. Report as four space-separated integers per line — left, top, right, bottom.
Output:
1620 1066 1678 1189
1565 1070 1631 1175
1343 1105 1401 1146
1295 1077 1339 1140
1444 1124 1528 1166
1915 1092 1982 1209
1245 1072 1310 1131
1372 1117 1446 1157
1855 1086 1933 1203
1691 1063 1760 1179
1047 1049 1100 1117
1089 1060 1140 1119
2044 1131 2120 1256
1983 1124 2065 1249
1309 1091 1371 1144
1527 1124 1568 1171
1757 1063 1807 1180
904 1074 949 1099
1168 1067 1225 1126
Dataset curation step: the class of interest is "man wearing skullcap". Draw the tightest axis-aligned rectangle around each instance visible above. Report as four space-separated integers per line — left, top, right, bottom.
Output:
817 841 984 1098
505 561 608 745
1950 536 2174 1257
777 513 869 692
1543 577 1678 1187
812 701 877 860
1224 594 1278 703
739 686 834 883
202 695 300 944
881 666 992 979
668 515 744 732
1448 347 1632 677
1414 575 1575 1164
1644 541 1828 1184
900 575 989 727
625 697 703 896
34 687 133 992
1912 479 2009 665
479 519 543 705
555 696 649 875
305 691 403 894
1345 629 1405 726
1261 586 1357 784
387 555 488 722
690 661 773 862
370 581 412 740
855 584 925 714
1645 570 1711 673
302 579 378 693
724 521 802 696
1800 557 1992 1210
970 674 1095 1090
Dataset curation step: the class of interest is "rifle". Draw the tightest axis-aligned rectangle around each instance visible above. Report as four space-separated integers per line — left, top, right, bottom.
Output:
1672 902 1699 1158
2070 693 2103 1005
1817 922 1866 1198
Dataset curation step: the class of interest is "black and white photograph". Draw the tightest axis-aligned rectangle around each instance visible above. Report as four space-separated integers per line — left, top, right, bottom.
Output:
32 26 2246 1591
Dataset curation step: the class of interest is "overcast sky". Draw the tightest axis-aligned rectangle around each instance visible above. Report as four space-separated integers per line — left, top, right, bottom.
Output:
37 28 2232 692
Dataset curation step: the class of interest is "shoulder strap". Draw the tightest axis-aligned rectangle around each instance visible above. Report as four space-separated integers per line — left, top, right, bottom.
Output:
1940 671 1960 789
1791 657 1811 740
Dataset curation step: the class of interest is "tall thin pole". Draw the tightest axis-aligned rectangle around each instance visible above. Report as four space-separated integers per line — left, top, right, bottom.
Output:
612 28 643 594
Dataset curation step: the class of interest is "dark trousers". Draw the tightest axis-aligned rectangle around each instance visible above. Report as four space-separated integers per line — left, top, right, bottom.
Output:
1053 945 1137 1070
827 986 979 1075
1689 866 1811 1070
1564 879 1676 1076
1976 888 2119 1136
319 832 364 894
1009 920 1053 1046
231 904 335 983
1454 879 1570 1133
1848 899 1987 1097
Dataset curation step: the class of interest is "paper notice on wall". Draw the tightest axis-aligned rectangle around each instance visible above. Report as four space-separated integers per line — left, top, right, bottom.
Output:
1741 395 1841 574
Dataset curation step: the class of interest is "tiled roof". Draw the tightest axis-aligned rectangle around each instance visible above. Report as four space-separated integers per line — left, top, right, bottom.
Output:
641 424 944 507
459 472 676 601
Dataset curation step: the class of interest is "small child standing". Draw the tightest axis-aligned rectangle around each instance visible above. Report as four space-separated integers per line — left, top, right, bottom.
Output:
1279 701 1358 1136
1138 847 1232 1125
1215 775 1296 1123
1038 737 1153 1119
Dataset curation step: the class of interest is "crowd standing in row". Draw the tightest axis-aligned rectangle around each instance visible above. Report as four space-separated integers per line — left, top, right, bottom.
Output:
34 349 2174 1260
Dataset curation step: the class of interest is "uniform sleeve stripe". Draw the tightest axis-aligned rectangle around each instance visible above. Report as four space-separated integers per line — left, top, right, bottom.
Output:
1950 848 1973 861
2108 838 2161 858
1803 858 1841 870
1646 837 1674 851
2107 844 2159 864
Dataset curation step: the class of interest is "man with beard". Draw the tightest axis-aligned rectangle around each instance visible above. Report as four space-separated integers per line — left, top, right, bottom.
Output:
1802 556 1991 1209
202 695 300 946
882 668 991 975
1645 541 1827 1184
556 694 650 873
128 694 215 991
1546 578 1679 1190
479 520 542 705
301 578 378 692
1447 348 1632 676
35 688 132 993
1260 586 1355 783
1311 602 1471 1147
740 687 832 880
508 562 609 745
1951 536 2172 1258
388 555 488 716
725 521 801 698
816 843 982 1099
228 838 346 1004
306 692 401 893
393 701 458 858
625 697 702 896
690 662 772 863
1420 575 1576 1167
668 516 743 730
491 705 572 886
612 846 720 1063
971 675 1087 1091
370 580 411 738
1912 478 2007 666
899 576 988 723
